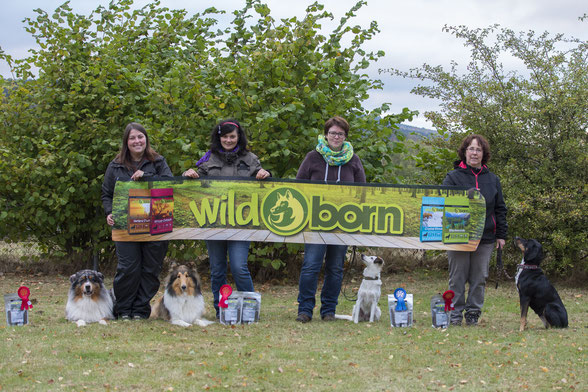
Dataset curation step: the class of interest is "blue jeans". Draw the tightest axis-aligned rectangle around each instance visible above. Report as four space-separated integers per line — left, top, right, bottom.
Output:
206 240 254 315
297 244 347 318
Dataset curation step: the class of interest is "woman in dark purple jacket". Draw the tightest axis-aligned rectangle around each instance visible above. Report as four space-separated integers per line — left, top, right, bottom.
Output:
295 116 366 323
443 134 507 326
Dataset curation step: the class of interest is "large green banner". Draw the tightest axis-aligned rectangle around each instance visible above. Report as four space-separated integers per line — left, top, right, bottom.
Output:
111 177 486 251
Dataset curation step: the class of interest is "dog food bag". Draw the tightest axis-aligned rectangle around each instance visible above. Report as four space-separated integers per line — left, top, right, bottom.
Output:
388 293 413 328
220 295 241 325
442 196 470 244
150 188 174 235
128 189 151 235
4 293 28 326
430 294 449 328
240 292 261 324
420 197 445 242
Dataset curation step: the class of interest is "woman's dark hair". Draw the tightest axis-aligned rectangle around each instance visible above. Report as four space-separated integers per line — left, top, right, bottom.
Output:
115 122 160 170
210 119 248 154
457 134 491 166
324 116 350 137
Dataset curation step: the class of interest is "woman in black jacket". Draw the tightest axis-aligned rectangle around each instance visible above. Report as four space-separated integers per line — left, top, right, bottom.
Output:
101 123 173 320
443 134 507 326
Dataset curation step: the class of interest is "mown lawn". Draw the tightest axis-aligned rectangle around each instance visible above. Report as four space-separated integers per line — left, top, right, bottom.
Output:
0 270 585 391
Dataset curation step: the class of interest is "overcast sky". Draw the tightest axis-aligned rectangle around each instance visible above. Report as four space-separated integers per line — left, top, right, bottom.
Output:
1 0 585 128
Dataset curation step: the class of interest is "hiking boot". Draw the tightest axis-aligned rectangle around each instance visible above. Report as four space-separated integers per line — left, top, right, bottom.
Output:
465 312 480 326
296 313 311 323
450 319 462 326
321 313 336 322
119 314 131 322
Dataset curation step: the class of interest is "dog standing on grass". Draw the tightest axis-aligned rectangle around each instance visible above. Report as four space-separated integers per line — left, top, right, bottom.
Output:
336 255 384 323
150 262 214 327
65 269 114 327
514 237 568 331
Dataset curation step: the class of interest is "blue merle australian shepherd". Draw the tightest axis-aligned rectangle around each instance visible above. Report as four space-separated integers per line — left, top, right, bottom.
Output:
65 270 114 327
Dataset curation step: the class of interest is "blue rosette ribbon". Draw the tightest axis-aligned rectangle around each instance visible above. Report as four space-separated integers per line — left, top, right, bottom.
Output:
394 288 407 311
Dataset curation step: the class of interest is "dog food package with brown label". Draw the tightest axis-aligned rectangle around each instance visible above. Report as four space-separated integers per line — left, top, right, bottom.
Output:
150 188 174 235
220 295 241 325
442 196 470 244
128 189 151 235
240 292 261 324
388 293 413 328
4 293 28 326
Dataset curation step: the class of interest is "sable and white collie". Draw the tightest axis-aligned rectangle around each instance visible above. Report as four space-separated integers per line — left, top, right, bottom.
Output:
150 262 214 327
65 269 114 327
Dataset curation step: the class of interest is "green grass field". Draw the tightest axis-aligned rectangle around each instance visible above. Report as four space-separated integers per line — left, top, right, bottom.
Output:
1 270 585 391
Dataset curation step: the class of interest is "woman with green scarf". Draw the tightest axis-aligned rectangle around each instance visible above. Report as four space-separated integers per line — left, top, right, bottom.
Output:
295 116 366 323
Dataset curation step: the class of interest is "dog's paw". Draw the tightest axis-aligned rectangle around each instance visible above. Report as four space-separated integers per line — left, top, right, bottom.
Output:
76 319 87 327
99 319 108 326
194 319 214 327
171 319 192 327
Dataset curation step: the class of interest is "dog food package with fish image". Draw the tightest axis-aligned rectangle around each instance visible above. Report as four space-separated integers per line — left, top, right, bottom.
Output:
150 188 174 235
240 292 261 324
388 293 413 328
419 197 444 242
430 294 449 328
220 295 241 325
127 189 151 234
4 293 28 326
442 196 470 244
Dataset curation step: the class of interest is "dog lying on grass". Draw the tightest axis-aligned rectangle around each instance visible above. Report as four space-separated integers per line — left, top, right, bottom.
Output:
150 262 214 327
65 269 114 327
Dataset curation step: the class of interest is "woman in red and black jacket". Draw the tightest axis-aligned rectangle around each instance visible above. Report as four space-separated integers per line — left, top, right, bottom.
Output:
442 134 507 326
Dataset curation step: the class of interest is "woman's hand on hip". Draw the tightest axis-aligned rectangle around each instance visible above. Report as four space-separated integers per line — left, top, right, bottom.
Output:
182 168 199 178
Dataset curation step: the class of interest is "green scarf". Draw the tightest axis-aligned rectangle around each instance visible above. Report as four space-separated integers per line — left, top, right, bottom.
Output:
315 134 354 166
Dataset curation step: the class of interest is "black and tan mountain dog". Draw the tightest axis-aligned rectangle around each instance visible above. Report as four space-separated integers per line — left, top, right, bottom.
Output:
514 237 568 331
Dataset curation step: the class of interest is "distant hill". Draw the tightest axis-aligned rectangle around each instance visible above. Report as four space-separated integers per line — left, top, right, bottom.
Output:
396 123 436 140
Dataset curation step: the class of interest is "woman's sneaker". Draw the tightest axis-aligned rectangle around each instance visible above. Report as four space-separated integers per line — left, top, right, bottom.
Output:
465 312 480 326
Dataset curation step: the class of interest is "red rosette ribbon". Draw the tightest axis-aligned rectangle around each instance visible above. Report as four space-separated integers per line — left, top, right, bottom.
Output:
218 284 233 309
442 290 455 312
18 286 33 311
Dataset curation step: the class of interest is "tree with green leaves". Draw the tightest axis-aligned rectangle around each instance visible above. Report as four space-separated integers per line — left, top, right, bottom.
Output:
387 21 587 274
0 0 414 265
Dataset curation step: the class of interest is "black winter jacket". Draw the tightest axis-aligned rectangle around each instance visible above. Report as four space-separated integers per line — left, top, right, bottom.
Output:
101 155 173 216
443 161 507 244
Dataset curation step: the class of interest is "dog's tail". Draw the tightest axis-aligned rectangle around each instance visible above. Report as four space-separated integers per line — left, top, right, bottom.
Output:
334 314 353 321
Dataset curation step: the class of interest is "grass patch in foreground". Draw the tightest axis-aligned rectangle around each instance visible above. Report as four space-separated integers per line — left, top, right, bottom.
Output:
0 271 586 391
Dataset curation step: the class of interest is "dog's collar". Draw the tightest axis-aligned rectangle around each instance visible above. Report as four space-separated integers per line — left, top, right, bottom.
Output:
518 264 540 270
362 276 380 280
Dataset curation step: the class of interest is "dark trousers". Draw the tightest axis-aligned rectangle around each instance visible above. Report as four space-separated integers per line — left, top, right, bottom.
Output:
113 241 168 318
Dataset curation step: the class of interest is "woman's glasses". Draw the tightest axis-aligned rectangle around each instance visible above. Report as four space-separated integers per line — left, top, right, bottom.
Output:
327 131 346 138
466 147 483 153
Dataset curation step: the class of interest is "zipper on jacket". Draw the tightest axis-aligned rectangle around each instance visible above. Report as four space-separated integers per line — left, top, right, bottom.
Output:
470 167 483 189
